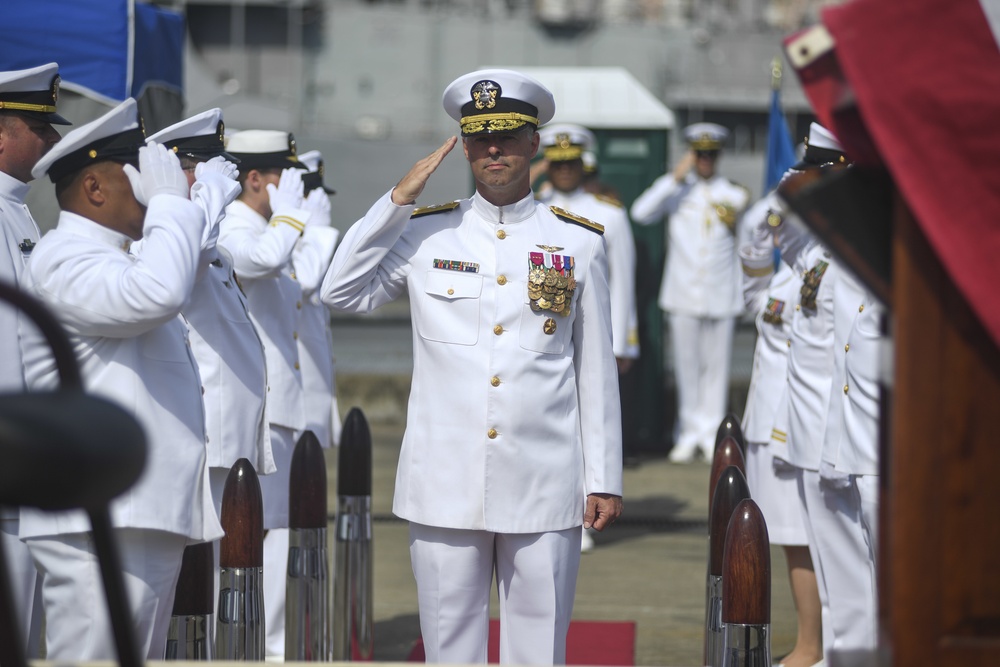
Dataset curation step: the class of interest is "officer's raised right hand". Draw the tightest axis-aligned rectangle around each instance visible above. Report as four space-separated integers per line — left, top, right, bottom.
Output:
672 150 696 182
124 142 190 206
391 136 458 206
267 167 307 218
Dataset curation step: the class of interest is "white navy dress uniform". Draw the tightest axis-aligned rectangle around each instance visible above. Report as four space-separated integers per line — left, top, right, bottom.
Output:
19 98 223 660
535 123 639 360
0 61 71 658
147 109 275 506
295 149 341 448
321 69 622 665
219 129 337 658
630 123 750 461
738 192 807 546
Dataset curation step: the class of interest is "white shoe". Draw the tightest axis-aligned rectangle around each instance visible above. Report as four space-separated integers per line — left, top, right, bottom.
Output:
581 527 595 553
668 445 697 464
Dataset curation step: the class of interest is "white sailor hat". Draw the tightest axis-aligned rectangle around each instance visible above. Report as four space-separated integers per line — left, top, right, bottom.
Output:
146 108 238 164
793 122 849 169
32 98 145 182
582 150 598 174
538 123 595 162
442 69 555 137
0 63 71 126
225 129 305 171
683 122 729 151
298 149 336 195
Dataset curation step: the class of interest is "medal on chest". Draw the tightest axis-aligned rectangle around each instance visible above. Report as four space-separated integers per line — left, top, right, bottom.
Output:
800 260 829 311
528 251 576 317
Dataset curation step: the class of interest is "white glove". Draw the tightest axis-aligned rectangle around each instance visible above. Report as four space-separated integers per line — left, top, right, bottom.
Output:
195 155 239 182
750 214 775 253
819 460 853 490
303 187 332 228
121 142 190 206
267 167 306 217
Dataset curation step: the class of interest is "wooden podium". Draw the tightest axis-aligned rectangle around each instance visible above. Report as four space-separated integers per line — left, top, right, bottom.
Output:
782 166 1000 666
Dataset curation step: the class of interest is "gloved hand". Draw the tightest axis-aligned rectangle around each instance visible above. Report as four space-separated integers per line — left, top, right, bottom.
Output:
266 167 306 217
749 212 775 253
122 142 190 206
195 155 239 182
819 460 853 490
303 187 332 228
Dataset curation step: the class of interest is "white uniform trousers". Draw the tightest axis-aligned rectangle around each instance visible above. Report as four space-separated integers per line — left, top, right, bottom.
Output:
27 528 188 660
857 473 879 565
797 468 878 661
744 441 807 546
258 424 298 659
1 516 42 657
669 313 735 459
409 523 581 665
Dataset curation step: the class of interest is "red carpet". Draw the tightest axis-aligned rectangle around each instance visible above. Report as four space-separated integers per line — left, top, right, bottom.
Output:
408 619 636 664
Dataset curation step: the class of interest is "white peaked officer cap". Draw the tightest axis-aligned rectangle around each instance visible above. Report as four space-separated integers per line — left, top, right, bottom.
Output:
442 68 555 137
32 98 145 183
225 129 305 171
146 108 238 164
0 62 71 125
683 122 729 151
298 149 336 195
793 121 849 169
538 123 596 162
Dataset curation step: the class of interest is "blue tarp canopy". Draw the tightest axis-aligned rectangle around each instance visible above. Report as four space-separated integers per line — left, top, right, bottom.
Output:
0 0 184 104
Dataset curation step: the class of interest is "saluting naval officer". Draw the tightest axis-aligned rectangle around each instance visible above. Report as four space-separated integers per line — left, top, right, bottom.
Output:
630 123 750 463
295 149 341 448
0 62 69 659
320 69 623 665
219 130 337 658
20 98 223 660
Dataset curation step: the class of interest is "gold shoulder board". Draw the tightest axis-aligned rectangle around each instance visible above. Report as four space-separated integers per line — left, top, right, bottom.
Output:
411 201 460 219
594 193 624 208
731 181 751 206
550 206 604 235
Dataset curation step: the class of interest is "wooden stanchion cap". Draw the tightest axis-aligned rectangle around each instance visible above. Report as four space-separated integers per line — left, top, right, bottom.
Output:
708 436 746 524
714 413 745 453
722 498 771 625
289 430 328 529
338 407 372 497
709 465 751 576
219 458 263 568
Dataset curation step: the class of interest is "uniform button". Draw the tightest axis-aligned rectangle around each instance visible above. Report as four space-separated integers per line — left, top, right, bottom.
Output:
845 343 850 352
447 288 455 295
859 304 865 312
497 275 507 285
786 339 792 347
843 384 849 394
487 428 498 439
293 331 298 340
795 304 801 311
496 229 507 240
490 376 501 387
296 301 302 310
294 362 300 370
493 324 504 335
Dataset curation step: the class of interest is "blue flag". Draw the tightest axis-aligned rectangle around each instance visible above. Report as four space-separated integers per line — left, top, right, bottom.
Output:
764 87 797 192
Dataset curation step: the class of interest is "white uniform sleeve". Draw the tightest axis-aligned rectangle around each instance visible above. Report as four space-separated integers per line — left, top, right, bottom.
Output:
218 206 305 280
319 189 414 313
603 205 639 359
28 195 204 338
293 226 340 294
630 173 690 225
573 233 624 497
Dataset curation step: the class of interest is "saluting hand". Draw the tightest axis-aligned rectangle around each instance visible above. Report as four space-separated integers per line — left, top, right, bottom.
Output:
584 493 623 532
391 136 458 206
672 150 696 182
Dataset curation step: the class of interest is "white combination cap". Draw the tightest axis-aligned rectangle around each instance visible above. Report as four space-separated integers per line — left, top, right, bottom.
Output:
298 149 335 195
683 122 729 151
442 69 555 136
32 98 144 182
225 129 304 171
146 108 237 163
538 123 595 162
793 122 848 168
0 62 71 125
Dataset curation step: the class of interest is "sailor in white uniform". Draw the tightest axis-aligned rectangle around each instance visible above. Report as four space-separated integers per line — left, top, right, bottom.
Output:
21 98 223 659
320 69 623 665
219 130 338 658
0 62 68 659
630 123 750 462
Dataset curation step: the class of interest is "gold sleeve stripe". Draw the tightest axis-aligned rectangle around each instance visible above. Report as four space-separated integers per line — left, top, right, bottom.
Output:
271 215 305 233
742 263 774 277
771 428 787 443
